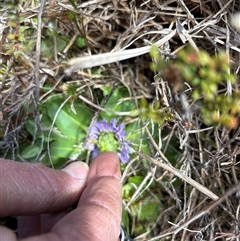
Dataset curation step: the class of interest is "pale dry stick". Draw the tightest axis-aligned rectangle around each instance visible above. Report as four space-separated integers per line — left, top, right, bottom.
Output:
216 178 234 218
59 0 117 21
180 188 199 241
176 1 204 50
236 204 240 237
112 29 170 52
35 0 47 103
179 126 213 149
64 30 176 74
230 12 240 32
39 75 65 102
177 0 197 24
125 165 157 209
189 17 219 36
47 96 72 168
173 181 240 235
196 130 206 180
217 127 240 154
30 0 47 162
176 19 188 43
184 127 213 134
176 19 198 51
78 95 133 116
157 126 163 151
111 10 155 51
213 0 233 20
214 38 240 53
63 33 78 54
231 148 239 184
78 0 105 8
179 0 234 53
139 152 240 237
144 126 171 165
137 152 219 201
223 10 232 96
121 156 138 184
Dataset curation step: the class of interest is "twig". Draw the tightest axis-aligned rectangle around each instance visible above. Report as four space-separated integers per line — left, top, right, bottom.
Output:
64 30 176 74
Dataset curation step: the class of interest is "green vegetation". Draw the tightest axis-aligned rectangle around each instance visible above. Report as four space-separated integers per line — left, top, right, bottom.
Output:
1 0 240 240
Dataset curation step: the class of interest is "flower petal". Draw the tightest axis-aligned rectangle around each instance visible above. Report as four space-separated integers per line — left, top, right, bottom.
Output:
85 118 132 163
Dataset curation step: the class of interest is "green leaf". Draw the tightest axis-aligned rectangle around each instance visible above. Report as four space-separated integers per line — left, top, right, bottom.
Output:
138 198 162 222
122 183 135 198
100 87 136 121
75 37 86 48
100 85 112 96
41 39 53 58
48 138 86 168
26 119 66 141
128 176 144 186
50 138 81 159
56 37 68 53
122 209 131 234
125 121 157 156
21 144 42 159
46 98 93 139
67 0 78 10
149 45 160 59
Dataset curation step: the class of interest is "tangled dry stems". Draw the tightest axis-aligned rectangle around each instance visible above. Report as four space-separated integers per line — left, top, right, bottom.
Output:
0 0 240 240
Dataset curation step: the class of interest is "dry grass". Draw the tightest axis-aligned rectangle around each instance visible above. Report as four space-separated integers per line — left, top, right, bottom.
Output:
1 0 240 240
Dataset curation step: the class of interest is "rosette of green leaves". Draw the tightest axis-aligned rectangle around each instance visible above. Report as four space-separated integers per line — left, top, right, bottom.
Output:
21 97 93 168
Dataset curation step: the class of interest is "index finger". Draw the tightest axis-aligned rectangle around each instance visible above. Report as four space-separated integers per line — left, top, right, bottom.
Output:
52 152 122 241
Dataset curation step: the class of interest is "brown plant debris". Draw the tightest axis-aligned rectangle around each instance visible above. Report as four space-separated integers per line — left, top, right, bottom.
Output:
0 0 240 240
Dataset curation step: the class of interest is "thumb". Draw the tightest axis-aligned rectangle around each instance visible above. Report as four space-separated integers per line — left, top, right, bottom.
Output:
0 159 89 217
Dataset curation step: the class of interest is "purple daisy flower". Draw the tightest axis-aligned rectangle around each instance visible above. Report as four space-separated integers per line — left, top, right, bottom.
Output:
85 118 133 163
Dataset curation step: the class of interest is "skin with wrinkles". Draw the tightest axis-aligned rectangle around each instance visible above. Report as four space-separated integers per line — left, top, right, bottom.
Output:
0 152 122 241
1 160 89 217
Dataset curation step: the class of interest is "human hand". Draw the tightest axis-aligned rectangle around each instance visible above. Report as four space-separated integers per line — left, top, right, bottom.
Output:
0 152 122 241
